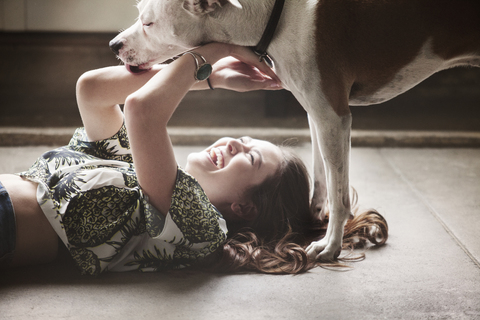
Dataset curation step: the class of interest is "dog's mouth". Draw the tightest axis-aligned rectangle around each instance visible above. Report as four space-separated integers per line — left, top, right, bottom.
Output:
126 64 151 75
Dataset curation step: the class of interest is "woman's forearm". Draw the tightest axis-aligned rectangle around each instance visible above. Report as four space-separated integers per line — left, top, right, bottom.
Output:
76 65 168 141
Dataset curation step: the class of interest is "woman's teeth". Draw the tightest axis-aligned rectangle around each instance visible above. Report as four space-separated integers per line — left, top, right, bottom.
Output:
210 148 224 169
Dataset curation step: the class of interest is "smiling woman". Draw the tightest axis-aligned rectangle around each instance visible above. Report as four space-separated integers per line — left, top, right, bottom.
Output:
185 136 283 221
0 42 387 275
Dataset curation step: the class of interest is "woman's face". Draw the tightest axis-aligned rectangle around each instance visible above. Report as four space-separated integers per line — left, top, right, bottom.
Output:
185 136 283 217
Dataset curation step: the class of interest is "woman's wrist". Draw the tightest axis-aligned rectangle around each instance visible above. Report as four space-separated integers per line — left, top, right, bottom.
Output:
185 43 232 90
190 43 232 68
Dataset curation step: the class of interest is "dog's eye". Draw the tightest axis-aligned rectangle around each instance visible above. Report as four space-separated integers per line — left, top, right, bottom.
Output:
144 22 154 27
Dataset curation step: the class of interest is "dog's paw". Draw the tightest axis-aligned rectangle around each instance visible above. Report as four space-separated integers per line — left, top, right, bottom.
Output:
306 239 341 262
306 239 327 259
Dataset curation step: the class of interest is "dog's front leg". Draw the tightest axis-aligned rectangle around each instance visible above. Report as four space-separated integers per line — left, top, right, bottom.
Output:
306 105 353 261
308 114 328 221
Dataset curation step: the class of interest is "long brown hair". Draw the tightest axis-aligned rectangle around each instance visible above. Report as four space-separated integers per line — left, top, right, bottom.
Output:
205 148 388 274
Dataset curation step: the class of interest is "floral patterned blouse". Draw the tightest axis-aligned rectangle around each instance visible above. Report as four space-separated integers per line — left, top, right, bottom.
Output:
18 125 228 275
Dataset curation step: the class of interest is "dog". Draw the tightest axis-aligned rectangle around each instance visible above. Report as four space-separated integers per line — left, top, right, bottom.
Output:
109 0 480 261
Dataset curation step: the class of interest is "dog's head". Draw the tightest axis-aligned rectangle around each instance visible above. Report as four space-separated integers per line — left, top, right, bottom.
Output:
109 0 242 74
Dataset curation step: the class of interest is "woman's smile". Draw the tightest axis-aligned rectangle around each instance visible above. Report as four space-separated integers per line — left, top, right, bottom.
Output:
209 147 224 169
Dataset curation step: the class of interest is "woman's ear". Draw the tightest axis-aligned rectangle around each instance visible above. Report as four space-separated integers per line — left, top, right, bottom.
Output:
231 201 258 221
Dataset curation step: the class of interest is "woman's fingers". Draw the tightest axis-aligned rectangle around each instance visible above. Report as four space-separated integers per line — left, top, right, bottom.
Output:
211 59 282 92
228 46 282 84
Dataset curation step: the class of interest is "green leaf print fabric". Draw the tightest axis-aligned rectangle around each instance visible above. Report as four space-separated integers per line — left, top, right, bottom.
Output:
18 125 227 275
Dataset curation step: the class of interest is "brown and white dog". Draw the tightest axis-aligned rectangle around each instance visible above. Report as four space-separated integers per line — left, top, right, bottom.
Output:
109 0 480 261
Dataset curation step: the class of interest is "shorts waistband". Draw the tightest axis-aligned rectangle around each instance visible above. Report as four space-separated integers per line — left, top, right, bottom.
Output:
0 180 16 268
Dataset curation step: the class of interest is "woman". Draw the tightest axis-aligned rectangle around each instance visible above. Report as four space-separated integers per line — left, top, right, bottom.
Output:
0 43 387 275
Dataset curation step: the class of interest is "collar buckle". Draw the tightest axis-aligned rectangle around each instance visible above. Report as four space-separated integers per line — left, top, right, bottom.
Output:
252 0 285 68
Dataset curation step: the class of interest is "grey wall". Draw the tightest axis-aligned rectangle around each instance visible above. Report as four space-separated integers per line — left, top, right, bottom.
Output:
0 0 137 32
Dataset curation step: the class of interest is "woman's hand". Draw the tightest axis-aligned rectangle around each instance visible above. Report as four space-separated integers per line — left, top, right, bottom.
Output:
190 43 283 92
209 57 283 92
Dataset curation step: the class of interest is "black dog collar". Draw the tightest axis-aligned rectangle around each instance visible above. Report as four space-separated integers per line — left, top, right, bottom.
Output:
252 0 285 68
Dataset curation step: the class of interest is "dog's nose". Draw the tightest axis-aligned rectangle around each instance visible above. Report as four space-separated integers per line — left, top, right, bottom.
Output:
109 40 124 55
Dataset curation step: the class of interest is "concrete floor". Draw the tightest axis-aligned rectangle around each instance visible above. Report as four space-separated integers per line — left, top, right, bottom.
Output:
0 143 479 319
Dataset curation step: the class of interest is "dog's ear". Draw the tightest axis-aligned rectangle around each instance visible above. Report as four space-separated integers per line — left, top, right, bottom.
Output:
183 0 242 15
227 0 242 8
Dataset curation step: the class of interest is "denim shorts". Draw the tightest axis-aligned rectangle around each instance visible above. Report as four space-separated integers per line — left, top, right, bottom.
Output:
0 181 16 268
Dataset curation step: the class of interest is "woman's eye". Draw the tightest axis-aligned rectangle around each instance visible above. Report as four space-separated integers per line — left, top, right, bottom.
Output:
249 153 254 165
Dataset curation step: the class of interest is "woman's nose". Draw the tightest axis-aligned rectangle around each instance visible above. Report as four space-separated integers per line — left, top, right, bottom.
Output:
227 139 244 155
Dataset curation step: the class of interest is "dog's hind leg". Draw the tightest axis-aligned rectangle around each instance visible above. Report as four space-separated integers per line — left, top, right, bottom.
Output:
305 95 353 262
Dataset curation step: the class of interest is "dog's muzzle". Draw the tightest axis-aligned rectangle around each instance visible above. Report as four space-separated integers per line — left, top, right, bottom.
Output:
109 40 124 56
108 38 151 75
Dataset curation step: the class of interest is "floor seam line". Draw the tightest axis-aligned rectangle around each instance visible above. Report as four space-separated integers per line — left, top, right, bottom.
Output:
379 149 480 269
